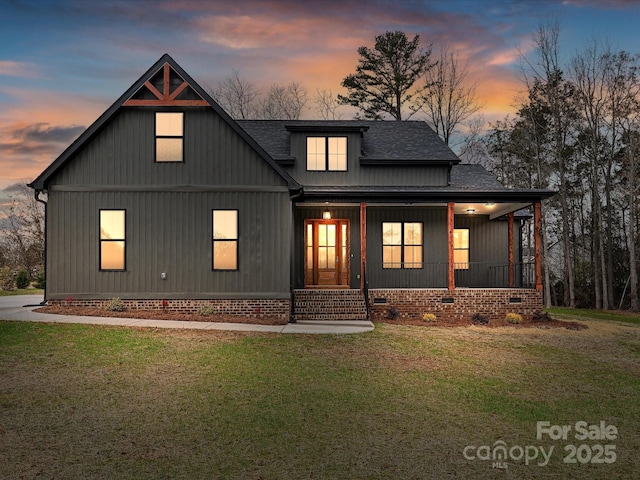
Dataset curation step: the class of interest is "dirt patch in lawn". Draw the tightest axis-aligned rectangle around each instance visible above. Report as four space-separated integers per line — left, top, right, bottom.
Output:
34 305 288 325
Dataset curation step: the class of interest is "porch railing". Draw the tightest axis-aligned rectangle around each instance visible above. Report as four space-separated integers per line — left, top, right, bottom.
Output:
376 262 536 289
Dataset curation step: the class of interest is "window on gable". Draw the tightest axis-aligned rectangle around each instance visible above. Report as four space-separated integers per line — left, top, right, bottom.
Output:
382 222 423 269
213 210 238 271
453 228 469 270
100 210 125 271
307 136 347 171
156 112 183 162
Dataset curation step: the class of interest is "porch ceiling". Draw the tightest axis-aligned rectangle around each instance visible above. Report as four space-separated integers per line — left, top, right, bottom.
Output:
454 202 532 219
296 201 533 220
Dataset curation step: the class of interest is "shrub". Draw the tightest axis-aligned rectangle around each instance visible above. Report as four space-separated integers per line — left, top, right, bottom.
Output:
386 307 400 319
15 269 30 289
422 313 437 322
532 310 552 323
506 312 522 324
198 305 217 316
0 267 14 290
34 271 46 289
471 313 490 325
105 297 125 312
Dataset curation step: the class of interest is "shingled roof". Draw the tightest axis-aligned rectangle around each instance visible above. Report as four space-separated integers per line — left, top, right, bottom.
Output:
237 120 460 165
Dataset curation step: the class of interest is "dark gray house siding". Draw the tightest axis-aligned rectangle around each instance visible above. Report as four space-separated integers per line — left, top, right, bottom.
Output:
46 190 290 299
51 108 288 188
286 132 450 187
43 105 292 300
366 206 448 288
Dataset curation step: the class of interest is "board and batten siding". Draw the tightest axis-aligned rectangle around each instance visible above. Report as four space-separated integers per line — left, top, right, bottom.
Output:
45 106 292 299
285 132 449 187
365 207 514 289
50 108 287 187
46 190 290 299
366 206 449 288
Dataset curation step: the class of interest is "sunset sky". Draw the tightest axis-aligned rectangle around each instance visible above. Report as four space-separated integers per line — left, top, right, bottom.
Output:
1 0 639 198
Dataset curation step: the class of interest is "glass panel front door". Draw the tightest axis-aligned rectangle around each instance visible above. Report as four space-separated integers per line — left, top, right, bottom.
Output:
304 219 349 287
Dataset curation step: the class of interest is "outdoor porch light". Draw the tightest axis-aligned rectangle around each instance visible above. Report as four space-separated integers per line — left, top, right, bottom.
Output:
466 208 476 214
323 203 331 220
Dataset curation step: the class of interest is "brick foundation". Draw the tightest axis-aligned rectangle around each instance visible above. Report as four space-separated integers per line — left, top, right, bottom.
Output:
48 298 291 322
368 288 543 323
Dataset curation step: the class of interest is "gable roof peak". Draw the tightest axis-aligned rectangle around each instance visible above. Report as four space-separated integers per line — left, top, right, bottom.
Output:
29 54 300 191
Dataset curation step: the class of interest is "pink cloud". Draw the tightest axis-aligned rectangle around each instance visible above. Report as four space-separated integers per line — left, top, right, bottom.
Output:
0 61 40 78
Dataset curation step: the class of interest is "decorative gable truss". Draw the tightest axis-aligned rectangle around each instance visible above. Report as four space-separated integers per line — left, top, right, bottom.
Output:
123 62 210 107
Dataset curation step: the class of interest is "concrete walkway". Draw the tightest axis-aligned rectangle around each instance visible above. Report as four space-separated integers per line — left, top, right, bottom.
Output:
0 295 374 335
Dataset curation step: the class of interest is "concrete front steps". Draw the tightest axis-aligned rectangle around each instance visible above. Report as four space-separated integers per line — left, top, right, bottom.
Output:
293 289 368 322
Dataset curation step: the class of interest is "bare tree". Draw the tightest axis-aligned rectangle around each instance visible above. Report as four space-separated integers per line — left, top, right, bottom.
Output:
420 46 483 145
314 88 343 120
258 81 308 120
0 184 45 277
208 70 259 120
608 51 640 311
519 21 578 308
457 114 487 163
570 37 613 309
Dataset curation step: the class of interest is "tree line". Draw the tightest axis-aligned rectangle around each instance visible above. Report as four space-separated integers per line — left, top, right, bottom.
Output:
479 22 639 311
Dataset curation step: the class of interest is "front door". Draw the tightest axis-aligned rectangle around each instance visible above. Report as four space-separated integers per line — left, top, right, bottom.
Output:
305 220 350 287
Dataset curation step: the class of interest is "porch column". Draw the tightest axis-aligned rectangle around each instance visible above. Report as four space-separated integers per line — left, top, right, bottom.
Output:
508 212 515 288
360 202 367 291
534 201 543 292
447 202 455 291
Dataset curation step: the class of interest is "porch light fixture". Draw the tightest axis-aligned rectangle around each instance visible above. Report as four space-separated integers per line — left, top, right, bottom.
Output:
323 204 331 220
466 208 476 214
485 202 495 207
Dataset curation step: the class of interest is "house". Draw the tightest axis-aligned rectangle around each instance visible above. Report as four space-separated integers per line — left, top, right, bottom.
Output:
29 54 553 323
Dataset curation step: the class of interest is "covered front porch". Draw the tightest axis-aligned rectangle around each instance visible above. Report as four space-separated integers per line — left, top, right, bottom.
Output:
291 199 546 322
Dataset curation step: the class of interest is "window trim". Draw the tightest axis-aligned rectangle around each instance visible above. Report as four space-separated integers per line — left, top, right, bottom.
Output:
155 112 184 163
382 221 423 269
99 209 126 272
306 136 347 171
212 209 239 271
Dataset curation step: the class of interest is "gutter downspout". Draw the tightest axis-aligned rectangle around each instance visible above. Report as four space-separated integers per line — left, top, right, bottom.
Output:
28 189 48 306
289 187 303 323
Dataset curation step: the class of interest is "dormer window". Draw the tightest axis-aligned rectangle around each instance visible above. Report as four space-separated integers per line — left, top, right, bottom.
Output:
307 136 347 171
155 112 183 162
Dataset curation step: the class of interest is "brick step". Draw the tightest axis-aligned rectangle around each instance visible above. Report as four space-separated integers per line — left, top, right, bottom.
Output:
293 289 368 322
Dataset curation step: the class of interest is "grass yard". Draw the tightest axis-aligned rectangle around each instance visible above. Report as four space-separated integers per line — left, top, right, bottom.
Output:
0 317 638 479
0 288 44 297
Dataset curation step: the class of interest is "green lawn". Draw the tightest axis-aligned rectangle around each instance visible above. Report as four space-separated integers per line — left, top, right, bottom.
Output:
547 306 640 325
1 318 638 479
0 288 44 297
